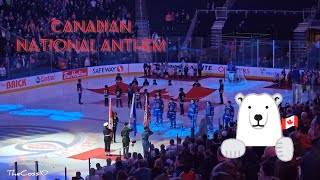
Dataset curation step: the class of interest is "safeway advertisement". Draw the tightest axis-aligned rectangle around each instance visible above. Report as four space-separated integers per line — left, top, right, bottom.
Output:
63 68 88 80
88 65 128 76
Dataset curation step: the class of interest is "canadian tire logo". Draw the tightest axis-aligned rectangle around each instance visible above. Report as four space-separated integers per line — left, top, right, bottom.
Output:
117 66 124 72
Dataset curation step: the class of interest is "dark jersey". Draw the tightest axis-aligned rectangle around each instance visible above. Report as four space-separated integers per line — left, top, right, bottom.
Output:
116 89 122 98
178 92 186 103
219 83 224 92
192 82 201 87
113 117 119 127
104 89 109 97
135 92 141 101
168 102 177 112
128 86 134 95
132 80 138 86
116 76 122 81
103 128 112 140
121 127 133 143
77 83 82 93
143 81 149 86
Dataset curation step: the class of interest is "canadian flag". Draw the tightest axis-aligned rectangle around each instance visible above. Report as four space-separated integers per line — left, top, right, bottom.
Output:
108 99 113 130
282 115 298 130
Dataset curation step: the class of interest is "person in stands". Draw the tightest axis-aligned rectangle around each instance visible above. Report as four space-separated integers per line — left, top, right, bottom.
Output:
0 64 6 78
72 171 84 180
85 168 100 180
301 114 320 180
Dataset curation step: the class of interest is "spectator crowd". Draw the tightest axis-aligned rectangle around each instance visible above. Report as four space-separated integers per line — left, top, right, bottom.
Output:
0 0 137 78
73 72 320 180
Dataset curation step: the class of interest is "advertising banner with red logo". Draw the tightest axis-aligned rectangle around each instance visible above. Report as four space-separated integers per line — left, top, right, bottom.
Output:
201 64 288 78
88 64 127 76
33 72 62 85
0 78 27 91
0 72 62 92
0 63 293 93
63 68 88 80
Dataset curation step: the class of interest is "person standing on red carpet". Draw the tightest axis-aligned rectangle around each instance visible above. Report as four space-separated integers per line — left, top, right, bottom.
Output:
112 112 119 143
178 88 186 115
104 85 109 106
115 73 123 82
143 62 148 76
103 122 113 156
128 83 134 107
197 61 203 77
121 122 133 158
135 89 142 109
167 98 177 128
143 89 150 105
219 79 224 104
116 86 123 107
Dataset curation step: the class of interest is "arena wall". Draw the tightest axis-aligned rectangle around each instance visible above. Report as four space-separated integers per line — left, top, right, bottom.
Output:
0 63 288 94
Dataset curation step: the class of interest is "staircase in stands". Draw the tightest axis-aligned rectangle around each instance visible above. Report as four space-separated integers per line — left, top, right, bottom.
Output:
135 0 153 62
292 3 318 62
292 22 309 60
210 0 237 50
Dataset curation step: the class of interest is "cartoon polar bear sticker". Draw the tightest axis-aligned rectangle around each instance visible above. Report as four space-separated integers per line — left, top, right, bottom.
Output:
221 93 294 162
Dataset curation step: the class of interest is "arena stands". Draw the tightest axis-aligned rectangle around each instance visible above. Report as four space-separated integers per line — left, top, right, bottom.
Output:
0 0 137 80
146 0 207 37
233 0 315 10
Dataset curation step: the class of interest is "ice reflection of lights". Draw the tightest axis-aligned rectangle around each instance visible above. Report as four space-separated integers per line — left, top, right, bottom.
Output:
9 109 83 121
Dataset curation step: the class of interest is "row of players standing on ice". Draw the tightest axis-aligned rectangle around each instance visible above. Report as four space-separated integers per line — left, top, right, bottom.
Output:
77 75 236 128
143 60 204 79
101 79 235 130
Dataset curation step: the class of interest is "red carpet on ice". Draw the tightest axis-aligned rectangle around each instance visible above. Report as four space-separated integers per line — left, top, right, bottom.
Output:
87 82 216 101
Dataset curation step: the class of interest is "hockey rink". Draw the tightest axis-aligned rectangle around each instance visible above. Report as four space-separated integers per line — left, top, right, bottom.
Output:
0 75 298 179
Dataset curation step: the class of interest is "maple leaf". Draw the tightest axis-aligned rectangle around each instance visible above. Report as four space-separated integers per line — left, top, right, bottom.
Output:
287 120 293 125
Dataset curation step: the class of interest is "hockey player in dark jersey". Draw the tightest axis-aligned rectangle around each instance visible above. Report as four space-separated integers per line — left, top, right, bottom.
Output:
167 98 177 128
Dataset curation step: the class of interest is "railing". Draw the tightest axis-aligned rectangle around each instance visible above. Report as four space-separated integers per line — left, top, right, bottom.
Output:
154 37 310 69
292 83 320 104
182 10 198 48
0 36 319 81
197 9 311 15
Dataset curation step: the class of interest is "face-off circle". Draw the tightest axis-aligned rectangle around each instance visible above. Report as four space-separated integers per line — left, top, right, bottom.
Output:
0 125 83 158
